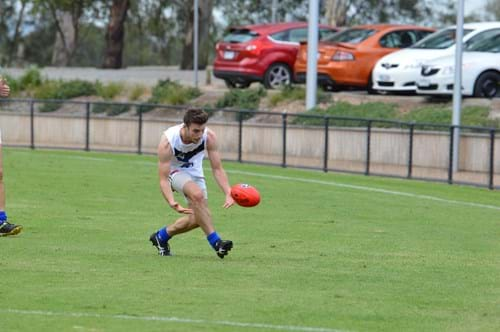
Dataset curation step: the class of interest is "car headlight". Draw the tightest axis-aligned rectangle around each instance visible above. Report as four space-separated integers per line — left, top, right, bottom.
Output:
441 65 454 76
403 63 422 70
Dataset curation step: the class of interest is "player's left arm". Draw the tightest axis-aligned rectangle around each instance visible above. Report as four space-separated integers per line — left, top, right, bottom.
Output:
206 129 234 209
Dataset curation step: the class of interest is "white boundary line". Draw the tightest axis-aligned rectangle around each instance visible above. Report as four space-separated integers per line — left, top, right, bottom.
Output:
14 151 500 212
3 309 348 332
226 170 500 212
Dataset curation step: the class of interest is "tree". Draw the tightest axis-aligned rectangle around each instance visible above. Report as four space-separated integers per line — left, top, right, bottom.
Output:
0 0 29 66
485 0 500 20
179 0 215 70
324 0 350 26
102 0 130 68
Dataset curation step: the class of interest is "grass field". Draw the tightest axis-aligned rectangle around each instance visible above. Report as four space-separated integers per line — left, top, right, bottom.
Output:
2 148 500 332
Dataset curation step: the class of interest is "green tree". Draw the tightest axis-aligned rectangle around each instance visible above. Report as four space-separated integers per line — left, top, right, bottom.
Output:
485 0 500 20
179 0 215 70
31 0 98 66
102 0 130 68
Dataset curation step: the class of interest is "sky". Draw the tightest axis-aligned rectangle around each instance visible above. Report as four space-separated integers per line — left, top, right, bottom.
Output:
465 0 488 16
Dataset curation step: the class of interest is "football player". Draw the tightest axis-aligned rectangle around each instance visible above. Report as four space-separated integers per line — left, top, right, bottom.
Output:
149 108 234 258
0 77 23 236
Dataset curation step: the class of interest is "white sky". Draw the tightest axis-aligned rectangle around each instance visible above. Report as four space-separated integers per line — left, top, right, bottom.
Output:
465 0 488 15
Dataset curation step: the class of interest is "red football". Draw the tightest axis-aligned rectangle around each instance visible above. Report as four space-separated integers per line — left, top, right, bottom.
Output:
231 183 260 207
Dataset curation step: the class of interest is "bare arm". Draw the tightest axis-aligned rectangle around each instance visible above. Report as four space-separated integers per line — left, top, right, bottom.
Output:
158 134 192 214
207 129 234 209
0 77 10 98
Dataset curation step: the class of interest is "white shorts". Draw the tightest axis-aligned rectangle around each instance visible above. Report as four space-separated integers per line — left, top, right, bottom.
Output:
169 170 208 200
0 129 2 144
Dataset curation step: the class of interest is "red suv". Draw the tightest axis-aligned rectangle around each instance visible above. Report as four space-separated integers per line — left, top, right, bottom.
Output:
213 22 338 89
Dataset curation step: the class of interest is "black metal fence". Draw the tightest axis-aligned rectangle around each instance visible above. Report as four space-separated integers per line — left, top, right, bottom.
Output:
0 98 498 189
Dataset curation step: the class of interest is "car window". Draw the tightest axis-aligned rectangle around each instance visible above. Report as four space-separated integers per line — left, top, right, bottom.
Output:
323 28 376 44
379 30 420 48
415 30 434 40
319 28 339 41
222 29 259 43
271 28 337 43
465 28 500 53
288 28 308 42
270 30 290 42
410 28 473 49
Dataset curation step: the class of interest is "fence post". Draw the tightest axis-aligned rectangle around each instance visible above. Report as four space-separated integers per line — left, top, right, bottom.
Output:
137 109 143 155
238 111 243 163
448 125 455 184
282 112 287 168
365 120 372 175
85 102 90 151
323 116 329 172
30 100 35 150
407 123 414 179
489 129 495 190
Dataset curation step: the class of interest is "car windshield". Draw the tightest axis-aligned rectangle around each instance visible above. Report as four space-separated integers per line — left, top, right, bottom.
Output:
323 28 376 44
222 29 259 43
465 28 500 53
410 28 473 49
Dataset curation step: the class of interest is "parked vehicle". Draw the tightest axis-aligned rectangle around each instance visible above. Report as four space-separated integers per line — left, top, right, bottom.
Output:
213 22 338 89
372 22 500 93
294 24 434 92
416 27 500 97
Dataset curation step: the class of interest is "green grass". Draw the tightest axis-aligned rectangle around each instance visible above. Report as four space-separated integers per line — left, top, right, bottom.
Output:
295 102 499 129
2 148 500 331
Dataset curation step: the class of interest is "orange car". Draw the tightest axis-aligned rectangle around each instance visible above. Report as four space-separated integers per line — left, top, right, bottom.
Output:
294 24 435 91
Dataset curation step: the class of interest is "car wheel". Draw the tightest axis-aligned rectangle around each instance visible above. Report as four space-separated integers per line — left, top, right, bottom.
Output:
264 63 292 89
367 74 378 95
473 71 500 98
224 79 250 89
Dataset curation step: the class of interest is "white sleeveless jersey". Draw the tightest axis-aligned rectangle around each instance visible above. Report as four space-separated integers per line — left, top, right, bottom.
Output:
164 124 208 178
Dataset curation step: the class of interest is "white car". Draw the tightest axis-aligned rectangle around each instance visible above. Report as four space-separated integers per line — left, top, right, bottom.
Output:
416 27 500 97
372 22 500 93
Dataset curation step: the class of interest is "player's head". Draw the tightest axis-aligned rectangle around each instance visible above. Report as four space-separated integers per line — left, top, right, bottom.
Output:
184 108 208 127
183 108 208 143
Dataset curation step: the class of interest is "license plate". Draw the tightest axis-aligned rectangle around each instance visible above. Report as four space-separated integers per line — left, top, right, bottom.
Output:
378 75 391 82
418 79 430 87
223 51 235 60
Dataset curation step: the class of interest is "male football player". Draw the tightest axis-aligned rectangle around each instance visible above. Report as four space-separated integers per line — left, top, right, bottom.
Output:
149 108 234 258
0 77 23 236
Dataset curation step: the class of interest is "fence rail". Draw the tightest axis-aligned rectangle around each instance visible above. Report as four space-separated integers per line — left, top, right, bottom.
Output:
0 98 498 189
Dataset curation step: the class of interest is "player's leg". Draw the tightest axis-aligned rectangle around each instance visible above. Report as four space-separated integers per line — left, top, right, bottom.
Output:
0 142 22 237
182 179 233 259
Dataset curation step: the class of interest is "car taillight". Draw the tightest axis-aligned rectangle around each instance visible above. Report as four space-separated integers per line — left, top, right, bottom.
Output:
332 51 354 61
244 42 261 56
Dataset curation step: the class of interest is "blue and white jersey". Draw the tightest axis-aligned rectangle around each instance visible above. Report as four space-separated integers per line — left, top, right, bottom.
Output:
164 124 208 178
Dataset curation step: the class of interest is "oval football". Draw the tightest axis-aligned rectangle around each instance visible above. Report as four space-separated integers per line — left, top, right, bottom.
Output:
230 184 260 207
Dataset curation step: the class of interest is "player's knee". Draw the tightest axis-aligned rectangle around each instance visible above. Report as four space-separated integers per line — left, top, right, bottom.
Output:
188 189 205 204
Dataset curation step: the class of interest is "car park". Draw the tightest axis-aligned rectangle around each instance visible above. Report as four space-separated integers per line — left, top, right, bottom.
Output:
372 22 500 93
294 24 434 92
416 27 500 97
213 22 338 89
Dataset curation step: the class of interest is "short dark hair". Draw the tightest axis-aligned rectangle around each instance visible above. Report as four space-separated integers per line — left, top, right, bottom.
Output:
183 108 208 126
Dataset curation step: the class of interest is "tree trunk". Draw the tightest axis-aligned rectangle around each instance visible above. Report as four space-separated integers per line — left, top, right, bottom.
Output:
324 0 350 27
198 0 214 69
102 0 130 69
7 0 26 66
51 11 76 66
180 0 214 70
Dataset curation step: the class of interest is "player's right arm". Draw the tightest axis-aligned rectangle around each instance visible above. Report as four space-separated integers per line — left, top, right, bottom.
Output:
158 135 192 214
